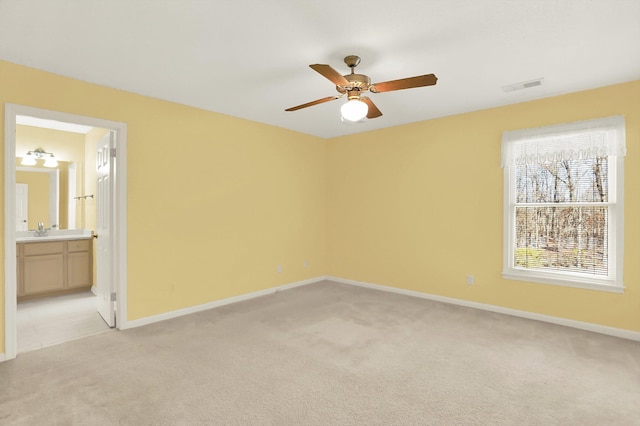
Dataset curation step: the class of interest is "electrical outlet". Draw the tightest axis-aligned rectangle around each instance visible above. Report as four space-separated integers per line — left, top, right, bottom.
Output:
303 260 308 268
466 275 474 285
277 264 282 273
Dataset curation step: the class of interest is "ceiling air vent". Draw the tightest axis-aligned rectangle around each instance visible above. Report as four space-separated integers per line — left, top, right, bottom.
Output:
502 78 544 93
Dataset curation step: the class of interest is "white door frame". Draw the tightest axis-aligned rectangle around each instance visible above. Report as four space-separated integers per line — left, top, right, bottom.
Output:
3 103 128 361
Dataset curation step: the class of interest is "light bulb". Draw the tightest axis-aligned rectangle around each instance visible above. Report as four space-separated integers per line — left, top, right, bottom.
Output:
43 154 58 168
340 99 368 122
21 153 36 166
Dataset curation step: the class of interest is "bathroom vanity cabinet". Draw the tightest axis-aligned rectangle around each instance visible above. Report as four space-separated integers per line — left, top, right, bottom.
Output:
17 238 93 301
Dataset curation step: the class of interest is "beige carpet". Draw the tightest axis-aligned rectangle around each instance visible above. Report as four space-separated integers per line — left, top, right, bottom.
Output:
1 280 639 425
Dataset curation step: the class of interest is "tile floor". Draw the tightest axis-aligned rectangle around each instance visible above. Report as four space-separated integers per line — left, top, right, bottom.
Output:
17 291 112 353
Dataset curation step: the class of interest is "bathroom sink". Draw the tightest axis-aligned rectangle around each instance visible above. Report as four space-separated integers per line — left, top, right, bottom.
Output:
16 229 93 242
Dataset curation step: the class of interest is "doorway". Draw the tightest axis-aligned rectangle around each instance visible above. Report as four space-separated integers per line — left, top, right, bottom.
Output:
4 104 128 360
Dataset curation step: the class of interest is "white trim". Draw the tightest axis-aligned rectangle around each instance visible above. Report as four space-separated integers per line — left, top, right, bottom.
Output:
68 163 77 229
501 271 624 293
51 168 59 228
4 107 18 361
123 276 328 330
4 103 128 360
113 128 128 331
327 276 640 342
0 353 6 362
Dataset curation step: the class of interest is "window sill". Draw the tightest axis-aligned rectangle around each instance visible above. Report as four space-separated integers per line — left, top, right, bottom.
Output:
502 271 624 294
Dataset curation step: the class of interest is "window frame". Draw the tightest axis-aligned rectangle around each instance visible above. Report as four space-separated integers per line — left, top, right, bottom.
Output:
502 118 625 293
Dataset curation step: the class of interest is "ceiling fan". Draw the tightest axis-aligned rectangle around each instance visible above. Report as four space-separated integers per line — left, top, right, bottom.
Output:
285 55 438 122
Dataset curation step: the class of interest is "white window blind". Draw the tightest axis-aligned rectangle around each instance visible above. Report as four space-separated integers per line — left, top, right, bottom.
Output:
501 116 625 291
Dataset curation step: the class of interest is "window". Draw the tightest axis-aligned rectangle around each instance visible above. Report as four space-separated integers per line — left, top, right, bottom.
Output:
501 116 625 292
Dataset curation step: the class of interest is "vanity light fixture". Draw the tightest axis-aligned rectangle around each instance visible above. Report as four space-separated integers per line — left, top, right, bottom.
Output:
21 148 59 168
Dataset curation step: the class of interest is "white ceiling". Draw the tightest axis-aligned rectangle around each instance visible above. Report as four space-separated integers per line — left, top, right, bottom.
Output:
16 115 93 134
1 0 639 139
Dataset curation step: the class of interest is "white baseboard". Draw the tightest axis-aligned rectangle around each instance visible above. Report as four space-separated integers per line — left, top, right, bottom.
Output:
0 353 6 362
327 276 640 342
122 276 328 330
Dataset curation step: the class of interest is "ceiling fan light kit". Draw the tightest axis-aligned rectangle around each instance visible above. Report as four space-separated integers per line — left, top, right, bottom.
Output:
286 55 438 123
341 99 368 121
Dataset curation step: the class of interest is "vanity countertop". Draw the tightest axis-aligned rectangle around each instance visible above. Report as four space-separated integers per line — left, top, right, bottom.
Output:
16 229 93 243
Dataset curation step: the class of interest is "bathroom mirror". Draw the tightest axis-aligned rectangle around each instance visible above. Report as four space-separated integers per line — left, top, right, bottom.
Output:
16 160 73 230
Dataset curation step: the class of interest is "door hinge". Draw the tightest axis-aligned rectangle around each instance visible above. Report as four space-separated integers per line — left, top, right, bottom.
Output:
110 292 117 302
110 148 116 158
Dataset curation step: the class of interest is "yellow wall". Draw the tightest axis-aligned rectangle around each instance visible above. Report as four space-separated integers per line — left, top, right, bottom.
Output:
327 80 640 332
0 61 328 354
15 170 49 229
1 58 637 356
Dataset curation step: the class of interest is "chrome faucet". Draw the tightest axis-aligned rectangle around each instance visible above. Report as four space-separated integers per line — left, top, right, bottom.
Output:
34 222 48 237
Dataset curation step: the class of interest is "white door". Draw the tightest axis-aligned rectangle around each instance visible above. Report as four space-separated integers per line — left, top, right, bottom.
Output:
16 183 28 231
96 132 115 327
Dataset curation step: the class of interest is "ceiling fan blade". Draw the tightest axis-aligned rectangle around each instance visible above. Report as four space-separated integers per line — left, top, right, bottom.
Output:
360 97 382 119
285 95 341 112
370 74 438 93
310 64 350 86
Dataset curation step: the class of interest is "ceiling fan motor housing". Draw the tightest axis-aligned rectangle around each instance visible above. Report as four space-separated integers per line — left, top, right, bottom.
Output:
336 55 370 95
336 73 371 94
